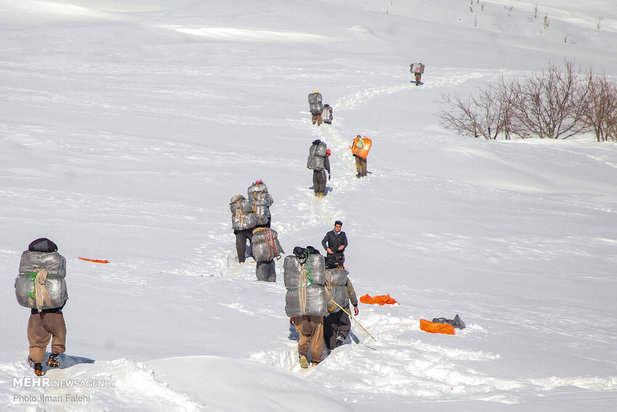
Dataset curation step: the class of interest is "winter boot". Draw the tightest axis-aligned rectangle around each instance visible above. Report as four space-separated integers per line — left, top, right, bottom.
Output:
29 359 44 376
299 355 309 369
47 353 60 368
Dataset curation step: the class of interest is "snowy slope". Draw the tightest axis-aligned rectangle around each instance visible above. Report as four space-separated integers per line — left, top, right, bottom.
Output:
1 0 616 410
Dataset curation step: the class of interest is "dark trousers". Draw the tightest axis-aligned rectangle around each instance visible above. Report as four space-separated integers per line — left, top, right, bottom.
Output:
256 260 276 282
313 170 326 194
235 229 253 263
324 310 351 350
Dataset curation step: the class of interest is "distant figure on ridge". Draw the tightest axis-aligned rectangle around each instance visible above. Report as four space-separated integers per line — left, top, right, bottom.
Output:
308 91 324 126
410 62 425 86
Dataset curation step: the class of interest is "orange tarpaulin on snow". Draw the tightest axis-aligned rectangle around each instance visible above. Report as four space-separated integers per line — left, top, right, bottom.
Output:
359 294 398 305
420 319 455 335
79 257 109 264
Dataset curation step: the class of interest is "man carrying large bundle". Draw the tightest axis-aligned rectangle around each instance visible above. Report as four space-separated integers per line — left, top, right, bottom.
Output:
252 227 284 282
324 266 359 350
285 247 327 368
308 91 323 126
350 135 371 178
247 180 274 228
15 238 68 376
306 139 331 197
410 62 425 86
229 194 257 264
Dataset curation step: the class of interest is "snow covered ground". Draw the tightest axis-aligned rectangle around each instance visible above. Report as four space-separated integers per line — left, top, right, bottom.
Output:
1 0 617 410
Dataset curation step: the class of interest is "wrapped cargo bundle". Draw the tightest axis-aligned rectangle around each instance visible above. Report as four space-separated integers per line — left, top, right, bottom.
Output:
284 252 327 317
410 63 425 74
326 268 349 313
285 284 327 317
19 251 66 277
230 197 257 231
252 227 284 261
248 182 273 226
15 251 68 309
306 141 327 171
283 253 326 287
308 92 323 115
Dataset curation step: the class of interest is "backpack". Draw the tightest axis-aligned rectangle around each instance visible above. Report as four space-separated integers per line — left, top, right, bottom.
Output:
308 92 323 116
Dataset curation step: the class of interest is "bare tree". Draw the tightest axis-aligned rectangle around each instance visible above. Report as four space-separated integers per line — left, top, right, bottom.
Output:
583 72 617 141
509 60 590 139
438 82 516 140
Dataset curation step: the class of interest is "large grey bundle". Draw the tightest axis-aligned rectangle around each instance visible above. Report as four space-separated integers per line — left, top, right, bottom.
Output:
19 251 66 278
308 92 323 115
230 199 257 230
306 142 327 171
252 228 284 261
326 268 349 313
285 284 327 317
247 183 273 225
15 274 68 309
410 63 425 74
283 254 326 287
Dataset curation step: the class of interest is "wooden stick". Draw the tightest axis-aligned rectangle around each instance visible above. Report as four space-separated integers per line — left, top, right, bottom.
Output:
330 300 377 342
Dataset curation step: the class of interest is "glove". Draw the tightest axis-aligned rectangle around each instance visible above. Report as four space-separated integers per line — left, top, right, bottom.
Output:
290 317 296 326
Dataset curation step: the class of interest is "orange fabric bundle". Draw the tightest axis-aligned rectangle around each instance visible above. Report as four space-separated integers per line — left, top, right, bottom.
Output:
79 257 110 264
359 294 398 305
420 319 455 335
349 136 372 159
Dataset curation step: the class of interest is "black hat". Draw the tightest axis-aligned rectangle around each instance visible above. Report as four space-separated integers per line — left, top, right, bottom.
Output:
28 238 58 253
312 139 321 145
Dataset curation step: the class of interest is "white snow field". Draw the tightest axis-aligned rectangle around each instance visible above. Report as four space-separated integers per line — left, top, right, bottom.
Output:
1 0 617 410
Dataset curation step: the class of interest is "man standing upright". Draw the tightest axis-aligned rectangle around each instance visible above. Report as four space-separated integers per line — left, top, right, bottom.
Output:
321 221 348 268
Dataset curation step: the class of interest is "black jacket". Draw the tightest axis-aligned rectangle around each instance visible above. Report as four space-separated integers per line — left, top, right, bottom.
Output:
321 230 348 255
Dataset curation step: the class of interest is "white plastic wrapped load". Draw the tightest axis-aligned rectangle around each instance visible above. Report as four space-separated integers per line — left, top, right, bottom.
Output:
326 268 349 313
285 284 327 317
410 63 425 74
247 182 273 225
306 141 327 171
230 198 257 231
283 254 326 287
251 228 284 261
308 92 323 115
15 273 68 309
19 251 66 278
